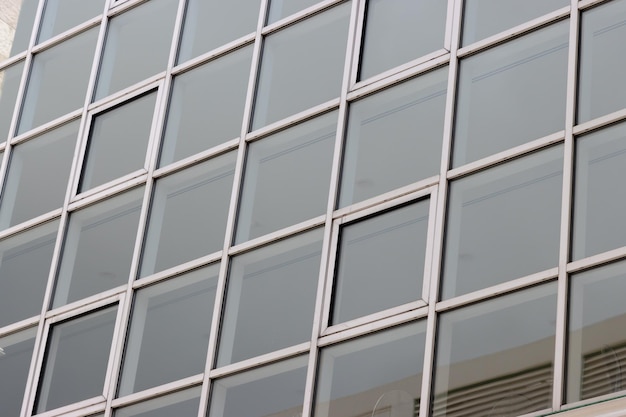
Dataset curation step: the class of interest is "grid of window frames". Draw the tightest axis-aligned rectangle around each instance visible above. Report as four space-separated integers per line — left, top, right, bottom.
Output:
1 0 626 416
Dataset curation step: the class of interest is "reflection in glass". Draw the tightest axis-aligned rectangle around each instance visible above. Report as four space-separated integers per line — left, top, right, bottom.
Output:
331 201 429 325
236 112 337 243
452 21 568 167
0 327 36 417
267 0 320 24
314 321 426 417
433 284 556 417
115 387 201 417
339 69 447 207
38 0 105 43
0 60 24 142
0 0 38 61
252 2 350 129
217 229 322 366
441 147 562 299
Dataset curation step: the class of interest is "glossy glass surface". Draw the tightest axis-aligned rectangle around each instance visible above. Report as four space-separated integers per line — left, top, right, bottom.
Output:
0 60 24 142
0 0 38 61
267 0 320 24
331 201 429 324
339 68 447 207
217 229 322 366
115 387 201 417
452 21 568 167
252 2 350 129
38 0 105 42
236 112 337 243
0 327 37 417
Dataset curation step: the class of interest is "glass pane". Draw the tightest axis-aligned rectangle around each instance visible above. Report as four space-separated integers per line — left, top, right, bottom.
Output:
578 0 626 123
18 27 99 133
80 91 157 192
217 229 322 366
95 0 178 100
140 152 236 277
159 46 253 167
36 305 117 413
441 147 562 299
0 60 24 142
209 355 308 417
313 321 426 417
115 387 201 417
433 284 557 417
0 0 38 61
359 0 447 80
236 111 337 243
0 120 77 228
252 2 350 130
0 220 58 327
267 0 320 24
119 265 219 395
0 327 37 417
331 201 429 325
178 0 261 63
53 187 144 307
339 68 447 207
38 0 105 42
452 21 568 167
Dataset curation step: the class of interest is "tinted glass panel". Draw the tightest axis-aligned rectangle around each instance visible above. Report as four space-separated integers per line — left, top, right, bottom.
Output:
38 0 105 42
0 327 37 417
115 387 201 417
0 0 38 61
0 60 24 142
267 0 321 24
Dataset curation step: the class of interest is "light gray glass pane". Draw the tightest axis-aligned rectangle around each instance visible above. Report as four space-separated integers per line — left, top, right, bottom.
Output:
159 46 253 166
0 220 58 327
119 265 219 395
433 284 557 417
0 60 24 142
267 0 320 24
209 355 308 417
36 306 117 413
115 387 201 417
95 0 178 100
217 229 322 366
339 69 447 207
18 27 98 133
314 321 426 417
359 0 447 80
0 120 77 228
572 122 626 260
178 0 261 63
140 152 235 277
452 21 568 167
331 201 429 325
38 0 104 42
236 112 337 243
461 0 568 45
0 327 36 417
80 92 156 192
441 147 562 299
578 0 626 123
252 2 350 130
0 0 38 60
53 187 144 307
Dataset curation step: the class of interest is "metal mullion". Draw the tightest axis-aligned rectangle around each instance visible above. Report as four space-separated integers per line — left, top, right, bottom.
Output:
132 251 222 290
347 0 366 88
67 173 148 211
261 0 347 36
171 35 256 76
0 53 27 72
578 0 615 11
152 138 239 179
572 108 626 136
0 209 61 241
0 316 39 339
111 374 203 409
9 113 81 147
567 246 626 274
30 18 102 55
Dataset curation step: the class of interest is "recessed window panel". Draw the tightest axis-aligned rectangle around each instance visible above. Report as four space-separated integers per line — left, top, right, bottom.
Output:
252 2 350 130
38 0 105 43
0 327 37 417
441 147 563 299
119 265 219 395
358 0 447 81
217 229 322 366
433 284 557 417
236 111 337 243
452 21 568 167
0 0 38 61
115 387 201 417
267 0 321 24
0 60 25 142
339 68 447 208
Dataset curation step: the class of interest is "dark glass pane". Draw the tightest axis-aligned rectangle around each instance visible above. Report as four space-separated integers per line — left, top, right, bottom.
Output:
38 0 105 42
0 60 24 142
0 327 37 417
115 387 201 417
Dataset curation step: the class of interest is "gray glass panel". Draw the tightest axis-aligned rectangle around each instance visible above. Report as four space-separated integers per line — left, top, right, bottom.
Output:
0 0 38 61
18 27 99 133
209 355 308 417
38 0 104 42
140 152 236 277
115 387 201 417
217 229 322 366
95 0 178 100
236 111 337 243
339 68 447 207
461 0 568 45
36 305 117 413
433 284 557 417
359 0 447 80
452 21 568 167
0 327 37 417
0 120 77 228
80 91 157 192
159 46 253 167
0 220 58 327
267 0 321 24
0 60 24 142
53 187 144 307
331 201 429 325
314 321 426 417
119 265 219 395
578 0 626 123
178 0 261 63
252 2 350 130
441 147 562 299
